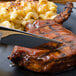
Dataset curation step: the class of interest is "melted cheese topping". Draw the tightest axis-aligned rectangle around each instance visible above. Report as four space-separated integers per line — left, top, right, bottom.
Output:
0 0 57 31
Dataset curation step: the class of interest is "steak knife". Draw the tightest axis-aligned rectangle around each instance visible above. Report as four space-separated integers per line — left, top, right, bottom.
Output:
0 26 62 48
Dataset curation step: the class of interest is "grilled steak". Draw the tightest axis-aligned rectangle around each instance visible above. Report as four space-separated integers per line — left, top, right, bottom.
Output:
8 2 76 73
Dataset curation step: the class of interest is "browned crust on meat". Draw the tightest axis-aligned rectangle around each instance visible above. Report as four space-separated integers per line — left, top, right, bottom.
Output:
8 2 76 73
8 19 76 73
54 2 73 24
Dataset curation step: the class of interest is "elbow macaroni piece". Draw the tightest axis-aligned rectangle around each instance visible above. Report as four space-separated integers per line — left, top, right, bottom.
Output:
0 0 57 31
39 0 48 5
0 21 12 28
45 11 57 18
49 7 57 12
10 11 18 21
39 14 46 19
38 4 48 14
48 2 57 8
24 12 38 20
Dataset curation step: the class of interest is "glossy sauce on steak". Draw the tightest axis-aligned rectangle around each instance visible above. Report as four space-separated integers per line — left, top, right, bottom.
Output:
8 2 76 73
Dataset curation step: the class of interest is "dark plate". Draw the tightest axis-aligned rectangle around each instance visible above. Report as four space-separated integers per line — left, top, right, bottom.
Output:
0 3 76 76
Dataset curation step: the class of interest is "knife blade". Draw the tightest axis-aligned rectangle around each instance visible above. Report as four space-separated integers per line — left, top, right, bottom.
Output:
0 26 62 48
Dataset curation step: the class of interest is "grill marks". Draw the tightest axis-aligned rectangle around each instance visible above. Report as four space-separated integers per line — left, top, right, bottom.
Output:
8 2 76 72
33 20 75 44
31 21 62 61
39 26 52 34
27 20 76 64
54 2 73 24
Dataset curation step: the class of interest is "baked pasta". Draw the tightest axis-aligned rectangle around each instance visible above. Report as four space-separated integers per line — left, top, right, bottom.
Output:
0 0 57 30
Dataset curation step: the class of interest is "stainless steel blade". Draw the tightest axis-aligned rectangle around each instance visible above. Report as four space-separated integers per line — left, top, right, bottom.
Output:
0 26 62 48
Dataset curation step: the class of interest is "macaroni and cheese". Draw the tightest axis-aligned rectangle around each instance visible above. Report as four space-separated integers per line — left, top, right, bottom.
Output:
0 0 57 31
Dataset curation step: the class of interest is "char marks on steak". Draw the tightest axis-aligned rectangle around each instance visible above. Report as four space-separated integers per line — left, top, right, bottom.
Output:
54 2 73 24
8 2 76 73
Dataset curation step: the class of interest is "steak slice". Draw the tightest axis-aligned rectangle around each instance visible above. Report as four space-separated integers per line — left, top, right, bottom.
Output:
8 19 76 73
8 2 76 73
